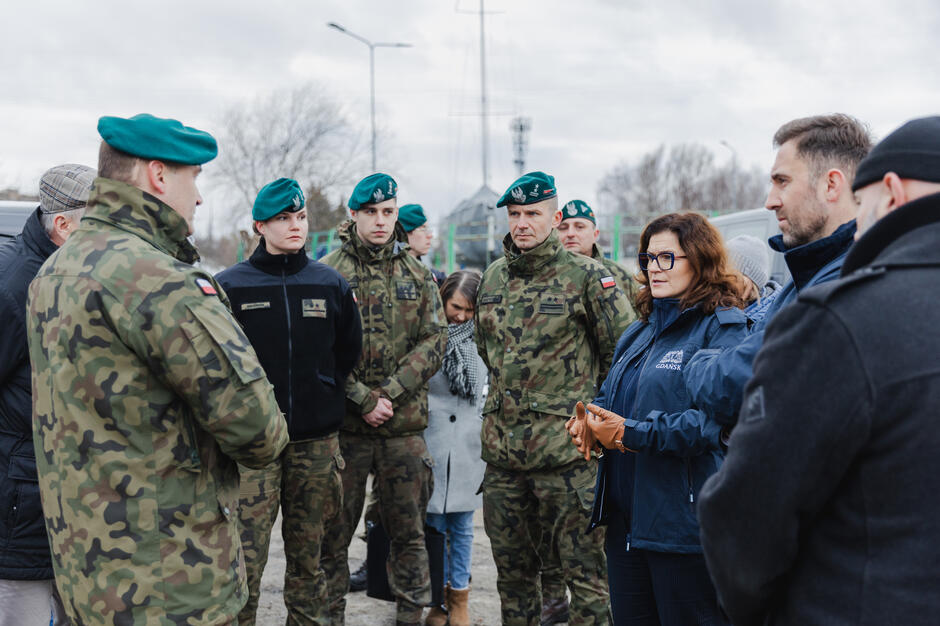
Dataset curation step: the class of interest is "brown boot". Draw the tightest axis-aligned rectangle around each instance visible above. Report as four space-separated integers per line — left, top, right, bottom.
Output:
447 586 470 626
424 604 448 626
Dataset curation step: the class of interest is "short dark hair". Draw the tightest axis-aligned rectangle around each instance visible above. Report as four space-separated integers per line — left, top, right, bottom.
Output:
97 141 186 184
440 270 481 308
773 114 873 183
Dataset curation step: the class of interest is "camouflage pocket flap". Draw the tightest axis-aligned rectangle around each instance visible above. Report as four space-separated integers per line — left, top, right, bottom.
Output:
182 303 266 386
482 390 501 415
525 390 573 417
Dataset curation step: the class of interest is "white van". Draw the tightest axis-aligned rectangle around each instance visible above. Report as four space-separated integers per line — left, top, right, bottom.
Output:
710 208 789 284
0 200 36 240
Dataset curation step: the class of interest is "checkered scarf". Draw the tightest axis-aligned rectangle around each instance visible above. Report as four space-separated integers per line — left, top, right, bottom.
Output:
441 320 480 399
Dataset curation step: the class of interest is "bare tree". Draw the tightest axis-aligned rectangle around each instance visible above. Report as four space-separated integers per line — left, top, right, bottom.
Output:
210 83 366 227
597 142 767 225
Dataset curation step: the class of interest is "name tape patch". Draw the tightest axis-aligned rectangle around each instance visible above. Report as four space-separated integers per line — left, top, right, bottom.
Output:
241 301 271 311
480 294 502 305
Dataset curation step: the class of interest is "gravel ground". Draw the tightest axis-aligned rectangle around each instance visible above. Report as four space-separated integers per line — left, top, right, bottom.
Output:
255 508 513 625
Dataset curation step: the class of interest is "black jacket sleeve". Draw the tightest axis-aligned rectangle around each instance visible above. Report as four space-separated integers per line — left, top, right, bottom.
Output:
696 300 873 626
335 281 362 380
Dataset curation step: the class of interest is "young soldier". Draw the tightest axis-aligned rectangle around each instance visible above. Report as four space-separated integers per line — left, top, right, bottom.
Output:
26 113 289 624
398 202 445 284
475 172 634 625
320 173 446 626
215 178 362 625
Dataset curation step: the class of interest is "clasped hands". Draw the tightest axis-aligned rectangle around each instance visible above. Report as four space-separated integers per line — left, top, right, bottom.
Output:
564 401 633 460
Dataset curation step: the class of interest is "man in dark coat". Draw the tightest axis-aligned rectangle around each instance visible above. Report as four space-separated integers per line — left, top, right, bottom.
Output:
698 115 940 626
0 164 94 625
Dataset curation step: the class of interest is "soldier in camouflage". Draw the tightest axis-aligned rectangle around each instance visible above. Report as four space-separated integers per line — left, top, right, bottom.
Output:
215 178 362 626
539 198 636 624
557 199 635 298
26 114 289 625
319 173 447 626
475 172 635 626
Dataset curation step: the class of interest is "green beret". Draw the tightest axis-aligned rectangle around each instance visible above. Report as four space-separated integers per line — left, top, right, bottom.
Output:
397 204 427 232
496 171 556 207
349 173 397 210
560 199 596 224
253 178 305 221
97 113 218 165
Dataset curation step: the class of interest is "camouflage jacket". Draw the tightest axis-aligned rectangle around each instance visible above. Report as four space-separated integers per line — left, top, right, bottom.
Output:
320 220 446 437
592 244 637 301
475 231 635 471
27 178 289 625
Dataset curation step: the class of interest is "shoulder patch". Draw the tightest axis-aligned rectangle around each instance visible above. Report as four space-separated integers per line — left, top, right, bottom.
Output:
742 385 766 423
195 278 217 296
480 294 502 305
600 275 616 289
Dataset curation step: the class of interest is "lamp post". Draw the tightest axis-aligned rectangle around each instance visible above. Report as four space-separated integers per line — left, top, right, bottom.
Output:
327 22 411 172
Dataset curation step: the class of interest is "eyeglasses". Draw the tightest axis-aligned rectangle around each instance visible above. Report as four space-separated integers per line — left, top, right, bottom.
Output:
638 252 687 271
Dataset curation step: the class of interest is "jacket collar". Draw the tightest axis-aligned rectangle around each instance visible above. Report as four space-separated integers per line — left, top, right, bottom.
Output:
769 219 856 290
502 230 563 276
842 191 940 274
339 218 407 264
21 208 58 261
249 239 309 275
82 177 199 264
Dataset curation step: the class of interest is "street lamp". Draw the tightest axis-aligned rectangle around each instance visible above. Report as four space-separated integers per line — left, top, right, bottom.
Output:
327 22 411 172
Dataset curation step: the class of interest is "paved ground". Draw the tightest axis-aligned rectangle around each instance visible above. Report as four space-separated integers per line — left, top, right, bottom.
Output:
255 508 509 625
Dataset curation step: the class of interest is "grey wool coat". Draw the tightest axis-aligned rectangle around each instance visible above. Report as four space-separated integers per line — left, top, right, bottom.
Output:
424 359 487 514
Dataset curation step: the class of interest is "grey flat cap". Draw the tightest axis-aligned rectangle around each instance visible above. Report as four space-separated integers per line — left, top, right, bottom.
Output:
39 164 96 214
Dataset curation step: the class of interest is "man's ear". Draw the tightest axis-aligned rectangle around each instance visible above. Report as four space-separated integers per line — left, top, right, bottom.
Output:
145 160 168 195
883 172 907 214
551 210 563 228
823 168 848 203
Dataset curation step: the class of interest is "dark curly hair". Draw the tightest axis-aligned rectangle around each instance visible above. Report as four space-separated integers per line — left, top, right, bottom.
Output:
634 212 746 322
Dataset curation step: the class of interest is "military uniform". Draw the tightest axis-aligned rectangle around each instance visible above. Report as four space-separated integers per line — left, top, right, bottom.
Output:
27 177 289 625
216 180 362 626
476 229 634 625
319 219 446 622
592 244 635 300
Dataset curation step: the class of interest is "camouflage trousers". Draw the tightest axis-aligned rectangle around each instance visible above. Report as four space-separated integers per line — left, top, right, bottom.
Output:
321 433 433 623
482 460 610 626
237 435 344 626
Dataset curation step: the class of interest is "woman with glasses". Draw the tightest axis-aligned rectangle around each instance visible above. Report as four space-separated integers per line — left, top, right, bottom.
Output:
566 212 748 625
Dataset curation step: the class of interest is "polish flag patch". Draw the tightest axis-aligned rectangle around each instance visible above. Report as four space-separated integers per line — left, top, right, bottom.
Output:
600 276 616 289
196 278 218 296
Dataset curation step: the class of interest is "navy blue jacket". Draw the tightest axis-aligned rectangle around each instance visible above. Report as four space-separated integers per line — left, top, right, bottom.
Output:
0 209 58 580
683 220 856 425
588 301 748 554
216 242 362 440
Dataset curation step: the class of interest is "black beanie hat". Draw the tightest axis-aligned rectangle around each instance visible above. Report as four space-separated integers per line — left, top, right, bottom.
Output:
852 115 940 191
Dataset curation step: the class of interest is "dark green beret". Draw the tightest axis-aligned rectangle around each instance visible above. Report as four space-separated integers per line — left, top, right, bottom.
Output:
97 113 218 165
253 178 305 221
398 204 427 231
349 173 397 210
560 199 596 224
496 171 556 207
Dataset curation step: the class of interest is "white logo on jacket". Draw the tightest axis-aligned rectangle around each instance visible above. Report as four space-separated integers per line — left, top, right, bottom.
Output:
655 349 683 371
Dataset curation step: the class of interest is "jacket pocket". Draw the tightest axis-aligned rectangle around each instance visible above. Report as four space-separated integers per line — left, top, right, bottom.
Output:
7 454 43 539
318 373 336 388
525 389 574 417
182 303 266 386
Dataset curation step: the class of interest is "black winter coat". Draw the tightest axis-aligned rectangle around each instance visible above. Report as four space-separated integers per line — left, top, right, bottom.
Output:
0 208 58 579
698 192 940 626
216 242 362 440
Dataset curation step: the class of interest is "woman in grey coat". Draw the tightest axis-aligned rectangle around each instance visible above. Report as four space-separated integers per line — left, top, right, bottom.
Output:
424 270 486 626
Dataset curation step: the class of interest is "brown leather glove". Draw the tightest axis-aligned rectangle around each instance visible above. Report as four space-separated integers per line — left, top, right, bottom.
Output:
564 401 596 460
586 403 633 453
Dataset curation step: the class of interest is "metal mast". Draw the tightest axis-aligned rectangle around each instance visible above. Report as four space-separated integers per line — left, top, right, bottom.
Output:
479 0 489 186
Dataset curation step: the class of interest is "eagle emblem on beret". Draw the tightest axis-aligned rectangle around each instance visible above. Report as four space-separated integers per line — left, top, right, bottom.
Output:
373 188 385 202
566 202 576 216
510 186 526 203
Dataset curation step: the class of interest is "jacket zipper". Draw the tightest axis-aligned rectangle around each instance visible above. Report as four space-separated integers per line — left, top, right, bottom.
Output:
686 459 695 510
282 268 293 428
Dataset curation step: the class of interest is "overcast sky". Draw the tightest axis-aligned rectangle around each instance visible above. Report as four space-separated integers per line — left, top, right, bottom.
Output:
3 0 938 233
